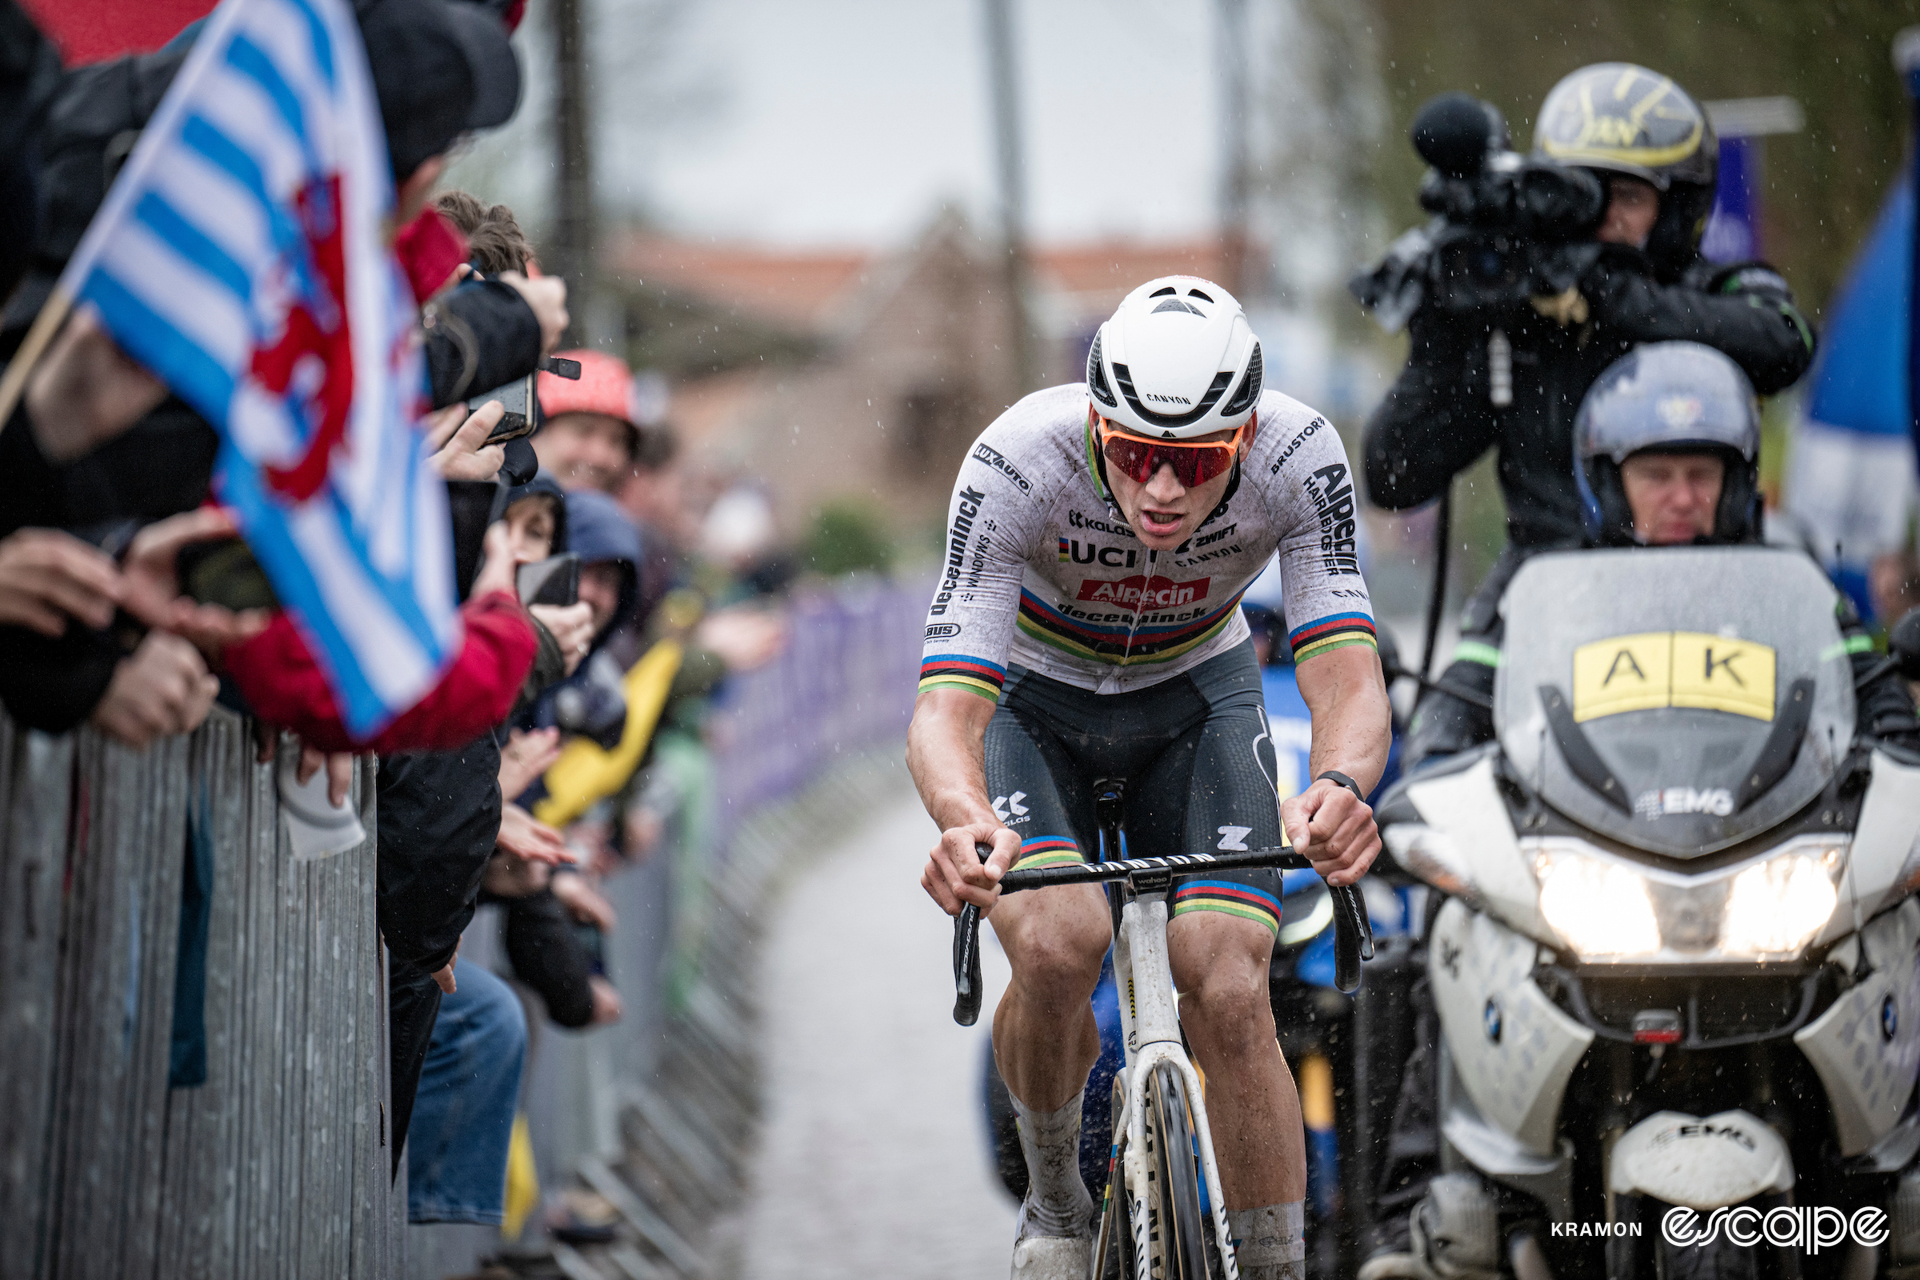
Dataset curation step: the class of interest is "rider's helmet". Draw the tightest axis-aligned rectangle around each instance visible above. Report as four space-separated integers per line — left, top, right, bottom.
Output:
1086 276 1264 439
1533 63 1717 276
1574 341 1761 547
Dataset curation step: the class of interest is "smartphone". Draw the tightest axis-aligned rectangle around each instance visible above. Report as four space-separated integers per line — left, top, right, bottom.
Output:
469 372 539 444
469 357 582 446
516 553 581 608
178 538 278 610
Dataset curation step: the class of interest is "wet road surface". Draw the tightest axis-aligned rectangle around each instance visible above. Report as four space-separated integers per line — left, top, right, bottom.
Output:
733 787 1018 1278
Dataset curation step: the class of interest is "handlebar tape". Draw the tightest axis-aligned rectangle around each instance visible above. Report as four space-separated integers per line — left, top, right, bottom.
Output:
951 842 991 1026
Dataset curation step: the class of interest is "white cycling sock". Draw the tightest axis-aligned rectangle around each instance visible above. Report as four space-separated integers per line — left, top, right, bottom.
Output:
1228 1201 1306 1280
1011 1090 1093 1239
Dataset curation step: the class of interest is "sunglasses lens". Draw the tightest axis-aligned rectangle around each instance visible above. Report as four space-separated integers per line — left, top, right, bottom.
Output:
1101 427 1238 487
1101 432 1158 483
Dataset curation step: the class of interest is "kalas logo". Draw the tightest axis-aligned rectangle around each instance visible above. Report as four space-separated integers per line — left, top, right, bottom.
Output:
1077 575 1211 609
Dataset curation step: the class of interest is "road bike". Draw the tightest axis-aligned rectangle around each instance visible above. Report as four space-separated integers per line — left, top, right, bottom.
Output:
951 781 1373 1279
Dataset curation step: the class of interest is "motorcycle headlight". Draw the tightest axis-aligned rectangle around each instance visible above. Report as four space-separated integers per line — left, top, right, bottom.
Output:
1718 847 1843 959
1533 849 1662 958
1528 839 1846 963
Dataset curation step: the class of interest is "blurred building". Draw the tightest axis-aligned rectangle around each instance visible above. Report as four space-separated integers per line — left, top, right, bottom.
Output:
602 215 1225 535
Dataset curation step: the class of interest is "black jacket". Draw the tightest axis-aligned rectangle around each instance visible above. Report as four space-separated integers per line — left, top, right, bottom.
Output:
493 883 597 1028
424 279 543 409
1364 249 1814 550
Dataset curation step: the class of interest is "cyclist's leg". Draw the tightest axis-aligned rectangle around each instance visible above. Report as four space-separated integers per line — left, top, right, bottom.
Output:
982 679 1110 1254
1138 643 1307 1276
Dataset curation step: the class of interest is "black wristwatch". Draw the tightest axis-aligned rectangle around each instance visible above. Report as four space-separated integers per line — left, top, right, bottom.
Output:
1316 770 1367 806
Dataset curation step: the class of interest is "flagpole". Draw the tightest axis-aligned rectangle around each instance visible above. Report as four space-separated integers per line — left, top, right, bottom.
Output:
0 285 74 433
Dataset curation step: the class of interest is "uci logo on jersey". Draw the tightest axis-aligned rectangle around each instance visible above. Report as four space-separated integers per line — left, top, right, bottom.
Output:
1571 631 1776 723
1059 539 1139 568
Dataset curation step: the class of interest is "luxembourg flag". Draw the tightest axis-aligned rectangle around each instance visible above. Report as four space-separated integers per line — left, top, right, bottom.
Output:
50 0 461 736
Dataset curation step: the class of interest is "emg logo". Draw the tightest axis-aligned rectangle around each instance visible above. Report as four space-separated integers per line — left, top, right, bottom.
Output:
1661 1205 1889 1256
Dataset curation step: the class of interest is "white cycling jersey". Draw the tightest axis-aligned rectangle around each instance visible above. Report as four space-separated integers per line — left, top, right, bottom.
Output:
918 383 1379 703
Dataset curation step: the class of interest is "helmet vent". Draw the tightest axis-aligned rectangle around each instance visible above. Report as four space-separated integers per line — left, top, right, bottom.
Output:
1151 298 1204 316
1186 288 1214 303
1087 331 1118 408
1149 286 1177 297
1221 342 1264 418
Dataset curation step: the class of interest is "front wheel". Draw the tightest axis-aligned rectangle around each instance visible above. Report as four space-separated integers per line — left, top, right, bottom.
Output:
1145 1061 1214 1280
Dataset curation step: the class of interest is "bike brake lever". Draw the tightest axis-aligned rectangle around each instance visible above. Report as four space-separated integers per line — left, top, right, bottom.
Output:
952 842 992 1026
1328 883 1375 994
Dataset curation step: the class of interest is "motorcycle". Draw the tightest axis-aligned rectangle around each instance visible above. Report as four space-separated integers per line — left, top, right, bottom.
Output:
1370 546 1920 1279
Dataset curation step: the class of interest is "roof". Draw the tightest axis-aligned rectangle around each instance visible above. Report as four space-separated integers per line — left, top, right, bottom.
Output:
604 231 871 331
602 227 1232 337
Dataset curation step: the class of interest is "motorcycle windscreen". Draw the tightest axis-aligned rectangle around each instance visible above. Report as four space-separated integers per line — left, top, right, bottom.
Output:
1494 547 1856 859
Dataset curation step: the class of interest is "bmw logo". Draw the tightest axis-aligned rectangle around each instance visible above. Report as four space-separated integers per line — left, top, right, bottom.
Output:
1883 995 1899 1043
1484 998 1503 1044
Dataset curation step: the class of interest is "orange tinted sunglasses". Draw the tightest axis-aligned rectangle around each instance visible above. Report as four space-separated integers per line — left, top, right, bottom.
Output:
1096 415 1249 488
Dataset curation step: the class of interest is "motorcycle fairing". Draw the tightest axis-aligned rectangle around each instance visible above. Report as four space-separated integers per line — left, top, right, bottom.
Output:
1819 748 1920 942
1607 1108 1793 1210
1794 896 1920 1155
1428 897 1592 1156
1496 548 1855 859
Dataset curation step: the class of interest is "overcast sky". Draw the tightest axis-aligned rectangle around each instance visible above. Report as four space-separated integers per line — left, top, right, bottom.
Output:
449 0 1227 249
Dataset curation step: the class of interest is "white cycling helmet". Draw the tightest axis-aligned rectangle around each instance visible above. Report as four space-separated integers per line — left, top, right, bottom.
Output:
1086 275 1264 439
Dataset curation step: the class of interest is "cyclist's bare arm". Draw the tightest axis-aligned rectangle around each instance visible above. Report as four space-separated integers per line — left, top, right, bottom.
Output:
908 687 1022 916
1283 644 1391 887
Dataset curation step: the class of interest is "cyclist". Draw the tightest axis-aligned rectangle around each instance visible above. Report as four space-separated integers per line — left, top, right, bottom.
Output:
910 276 1392 1279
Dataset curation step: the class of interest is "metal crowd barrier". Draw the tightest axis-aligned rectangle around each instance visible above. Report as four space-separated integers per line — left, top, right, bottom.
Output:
0 708 394 1279
0 572 930 1280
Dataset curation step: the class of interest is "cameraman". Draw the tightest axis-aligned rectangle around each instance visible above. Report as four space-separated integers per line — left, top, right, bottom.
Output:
1363 63 1814 591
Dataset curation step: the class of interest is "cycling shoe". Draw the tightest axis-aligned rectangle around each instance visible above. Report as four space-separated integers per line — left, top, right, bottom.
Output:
1011 1234 1093 1279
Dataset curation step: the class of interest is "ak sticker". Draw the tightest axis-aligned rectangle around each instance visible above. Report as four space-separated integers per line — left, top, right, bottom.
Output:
1571 631 1776 723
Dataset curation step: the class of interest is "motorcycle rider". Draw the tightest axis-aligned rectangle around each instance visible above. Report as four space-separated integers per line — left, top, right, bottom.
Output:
1363 63 1815 608
1403 341 1920 767
1369 342 1920 1271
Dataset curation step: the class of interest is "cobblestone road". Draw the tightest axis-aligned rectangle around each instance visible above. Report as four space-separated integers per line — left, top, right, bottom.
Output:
734 787 1017 1278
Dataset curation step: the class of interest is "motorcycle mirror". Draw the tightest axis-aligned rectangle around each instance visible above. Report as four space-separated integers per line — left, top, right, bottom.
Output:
1891 606 1920 680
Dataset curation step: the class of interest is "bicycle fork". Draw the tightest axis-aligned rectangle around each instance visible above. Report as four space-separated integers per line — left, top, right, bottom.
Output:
1113 892 1240 1280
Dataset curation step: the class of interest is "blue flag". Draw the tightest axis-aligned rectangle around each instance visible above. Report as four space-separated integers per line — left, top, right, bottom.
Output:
55 0 461 736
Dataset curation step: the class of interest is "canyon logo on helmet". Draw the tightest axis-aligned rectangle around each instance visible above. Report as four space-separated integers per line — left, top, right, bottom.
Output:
1086 275 1264 441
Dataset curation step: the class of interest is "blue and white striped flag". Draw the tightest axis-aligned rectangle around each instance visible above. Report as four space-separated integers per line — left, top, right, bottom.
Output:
54 0 461 737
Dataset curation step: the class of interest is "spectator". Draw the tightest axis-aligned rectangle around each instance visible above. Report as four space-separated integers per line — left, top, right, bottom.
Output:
534 351 642 494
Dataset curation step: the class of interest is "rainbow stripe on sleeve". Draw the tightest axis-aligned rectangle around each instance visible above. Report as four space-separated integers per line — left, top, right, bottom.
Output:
918 654 1008 702
1288 612 1378 664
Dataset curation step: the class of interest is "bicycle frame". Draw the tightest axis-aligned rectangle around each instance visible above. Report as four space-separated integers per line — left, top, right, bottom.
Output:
1110 880 1240 1279
947 805 1373 1278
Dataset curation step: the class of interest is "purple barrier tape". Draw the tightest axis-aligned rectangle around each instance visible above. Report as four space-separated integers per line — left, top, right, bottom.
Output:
706 575 931 852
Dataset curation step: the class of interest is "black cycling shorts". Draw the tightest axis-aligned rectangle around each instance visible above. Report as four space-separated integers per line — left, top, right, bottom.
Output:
983 640 1286 936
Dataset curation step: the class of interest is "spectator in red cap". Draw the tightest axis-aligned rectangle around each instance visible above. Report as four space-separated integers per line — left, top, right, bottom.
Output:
534 350 641 494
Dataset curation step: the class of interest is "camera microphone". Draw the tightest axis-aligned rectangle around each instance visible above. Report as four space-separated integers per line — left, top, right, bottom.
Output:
1411 92 1510 179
